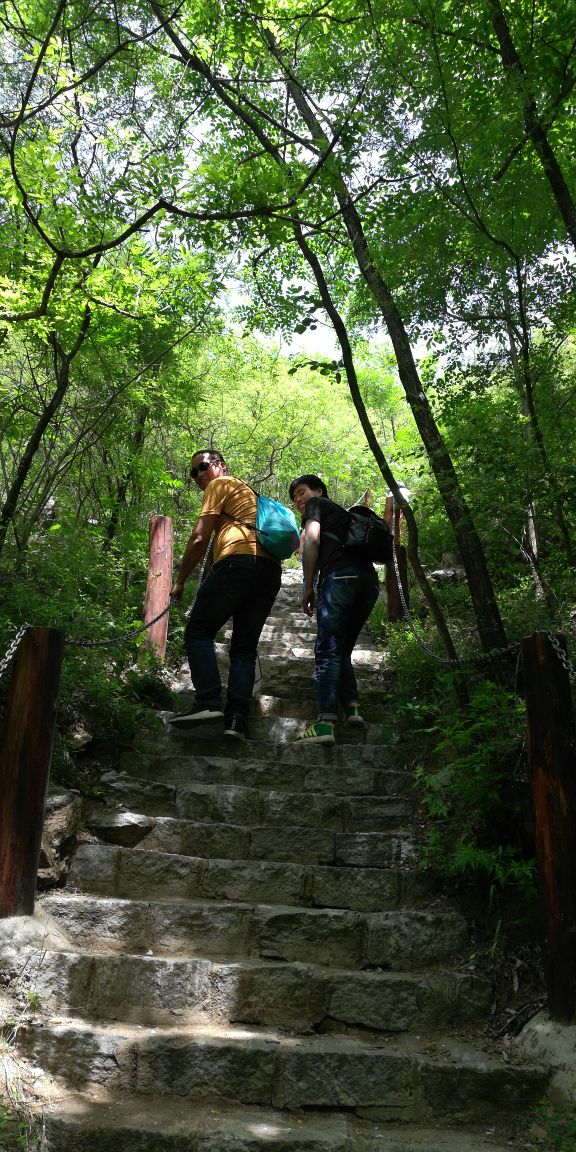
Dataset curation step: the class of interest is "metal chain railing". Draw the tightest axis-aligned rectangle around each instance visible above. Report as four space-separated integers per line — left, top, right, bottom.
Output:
0 604 174 681
1 543 574 684
546 631 576 681
65 603 172 649
390 542 574 679
0 536 215 674
0 625 30 681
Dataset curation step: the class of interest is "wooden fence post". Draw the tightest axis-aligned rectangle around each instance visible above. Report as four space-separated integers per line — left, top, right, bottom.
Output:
0 627 64 918
522 631 576 1023
142 515 173 660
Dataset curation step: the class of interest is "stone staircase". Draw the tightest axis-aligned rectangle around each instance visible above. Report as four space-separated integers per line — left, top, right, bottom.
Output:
9 568 547 1149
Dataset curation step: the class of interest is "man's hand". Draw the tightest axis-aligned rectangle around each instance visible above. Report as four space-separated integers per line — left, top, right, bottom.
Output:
302 585 315 616
170 580 185 602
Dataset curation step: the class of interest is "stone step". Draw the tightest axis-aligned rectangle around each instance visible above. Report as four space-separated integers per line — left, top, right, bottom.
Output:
124 739 403 789
214 640 385 667
41 1097 531 1152
85 810 414 864
42 1097 354 1151
97 771 411 828
251 691 392 720
7 946 491 1032
169 690 392 724
41 892 467 968
243 622 318 642
67 842 439 912
163 712 390 745
18 1020 546 1125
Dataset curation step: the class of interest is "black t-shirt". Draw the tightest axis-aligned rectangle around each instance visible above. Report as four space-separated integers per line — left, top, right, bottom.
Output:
302 496 377 579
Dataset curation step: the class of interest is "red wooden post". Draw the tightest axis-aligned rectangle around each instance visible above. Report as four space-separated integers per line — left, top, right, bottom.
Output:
142 515 173 660
0 627 64 917
522 631 576 1023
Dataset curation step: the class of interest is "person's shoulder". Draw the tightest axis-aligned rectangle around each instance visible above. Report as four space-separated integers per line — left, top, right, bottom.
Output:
206 475 244 494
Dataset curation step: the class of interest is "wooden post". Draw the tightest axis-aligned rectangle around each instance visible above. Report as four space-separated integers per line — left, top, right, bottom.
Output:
384 496 408 622
0 627 64 917
142 515 173 660
522 631 576 1023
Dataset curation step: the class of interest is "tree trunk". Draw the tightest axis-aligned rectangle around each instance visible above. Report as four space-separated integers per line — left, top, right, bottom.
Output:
281 69 507 653
490 0 576 251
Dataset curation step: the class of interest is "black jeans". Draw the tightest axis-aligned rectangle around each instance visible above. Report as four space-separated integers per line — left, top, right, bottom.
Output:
185 555 281 718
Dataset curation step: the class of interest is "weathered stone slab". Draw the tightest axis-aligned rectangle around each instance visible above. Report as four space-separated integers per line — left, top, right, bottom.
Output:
177 783 261 825
335 833 415 868
415 1045 548 1125
69 843 203 900
249 827 336 864
345 797 412 831
42 894 256 958
102 774 178 817
12 948 213 1025
303 763 375 795
274 1040 412 1109
254 906 364 967
44 1099 351 1152
87 812 155 847
311 865 402 912
141 817 251 860
211 961 330 1031
198 858 308 906
260 791 345 830
136 1032 278 1101
363 911 468 968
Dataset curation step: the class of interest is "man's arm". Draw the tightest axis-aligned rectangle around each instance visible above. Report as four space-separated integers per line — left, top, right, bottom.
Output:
301 519 320 616
171 514 219 600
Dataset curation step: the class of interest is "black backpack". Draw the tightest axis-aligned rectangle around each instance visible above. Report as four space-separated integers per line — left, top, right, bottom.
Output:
324 504 394 564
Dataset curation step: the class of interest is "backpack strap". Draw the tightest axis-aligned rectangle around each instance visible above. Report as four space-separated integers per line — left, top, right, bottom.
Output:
215 479 258 533
220 509 256 532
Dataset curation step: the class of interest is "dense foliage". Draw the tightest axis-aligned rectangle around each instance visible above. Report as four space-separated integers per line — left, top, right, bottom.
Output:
1 0 575 895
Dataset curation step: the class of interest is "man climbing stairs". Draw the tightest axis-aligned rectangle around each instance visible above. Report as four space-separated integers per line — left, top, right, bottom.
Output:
4 568 547 1149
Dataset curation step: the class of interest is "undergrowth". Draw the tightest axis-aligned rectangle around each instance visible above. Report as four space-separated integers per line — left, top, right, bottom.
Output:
532 1100 576 1151
369 597 537 901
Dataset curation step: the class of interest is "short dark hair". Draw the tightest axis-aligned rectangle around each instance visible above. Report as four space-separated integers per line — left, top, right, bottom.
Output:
289 474 328 500
191 449 225 464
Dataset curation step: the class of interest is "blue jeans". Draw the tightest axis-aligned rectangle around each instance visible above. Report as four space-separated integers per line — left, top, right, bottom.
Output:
185 556 281 718
315 566 379 721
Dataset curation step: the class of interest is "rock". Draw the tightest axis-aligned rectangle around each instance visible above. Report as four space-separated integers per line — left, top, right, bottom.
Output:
0 909 73 956
38 790 82 889
87 811 155 847
515 1011 576 1108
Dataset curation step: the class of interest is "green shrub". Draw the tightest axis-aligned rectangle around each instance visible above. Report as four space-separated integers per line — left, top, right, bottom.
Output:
532 1100 576 1151
414 680 536 894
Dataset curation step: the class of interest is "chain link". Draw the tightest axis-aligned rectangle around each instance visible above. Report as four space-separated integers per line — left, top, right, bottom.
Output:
0 548 212 669
545 631 576 680
389 546 573 676
65 603 172 649
0 625 30 681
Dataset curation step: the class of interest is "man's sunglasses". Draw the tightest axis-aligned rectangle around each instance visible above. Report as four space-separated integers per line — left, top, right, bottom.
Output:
191 460 216 480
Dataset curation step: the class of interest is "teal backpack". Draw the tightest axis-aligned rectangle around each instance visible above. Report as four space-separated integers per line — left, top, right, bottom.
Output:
223 488 300 560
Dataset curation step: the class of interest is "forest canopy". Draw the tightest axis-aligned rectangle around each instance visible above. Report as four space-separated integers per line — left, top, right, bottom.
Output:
0 0 575 696
1 0 575 896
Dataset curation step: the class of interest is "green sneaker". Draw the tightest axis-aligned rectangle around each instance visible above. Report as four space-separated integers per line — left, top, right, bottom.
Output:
295 721 335 745
344 703 364 725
